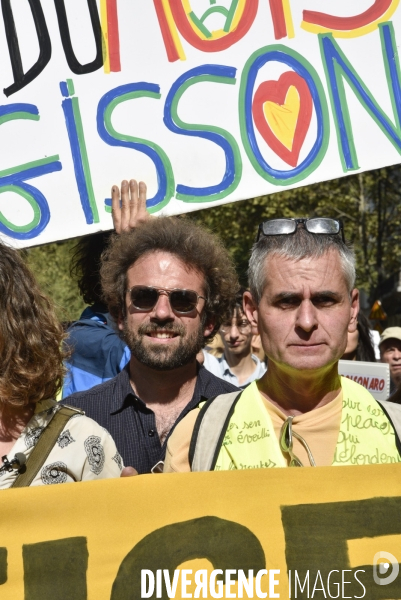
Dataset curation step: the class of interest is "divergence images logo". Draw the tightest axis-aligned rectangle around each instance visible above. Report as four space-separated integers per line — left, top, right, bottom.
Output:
373 552 399 586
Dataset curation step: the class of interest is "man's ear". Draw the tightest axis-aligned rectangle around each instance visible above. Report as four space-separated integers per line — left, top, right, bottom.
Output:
348 288 359 333
203 315 216 339
243 291 259 334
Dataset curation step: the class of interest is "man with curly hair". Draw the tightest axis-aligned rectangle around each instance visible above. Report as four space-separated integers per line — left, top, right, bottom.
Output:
64 180 239 474
62 230 130 398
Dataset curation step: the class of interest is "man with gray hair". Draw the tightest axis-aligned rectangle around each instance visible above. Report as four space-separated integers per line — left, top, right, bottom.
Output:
164 218 401 472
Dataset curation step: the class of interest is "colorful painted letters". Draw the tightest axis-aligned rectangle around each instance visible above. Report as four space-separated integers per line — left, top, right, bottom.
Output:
0 1 400 245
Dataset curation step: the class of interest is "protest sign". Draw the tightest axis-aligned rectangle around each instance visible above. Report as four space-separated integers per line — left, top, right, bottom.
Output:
1 1 401 247
1 464 401 599
338 360 390 401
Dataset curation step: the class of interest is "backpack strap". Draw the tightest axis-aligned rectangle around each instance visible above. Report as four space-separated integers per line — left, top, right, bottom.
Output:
188 392 401 471
11 405 83 488
189 391 243 472
376 399 401 457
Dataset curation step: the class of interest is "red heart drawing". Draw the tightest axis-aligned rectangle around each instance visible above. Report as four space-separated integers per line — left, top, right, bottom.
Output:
252 71 313 168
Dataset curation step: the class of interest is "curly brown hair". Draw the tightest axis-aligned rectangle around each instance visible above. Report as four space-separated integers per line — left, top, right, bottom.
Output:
0 242 67 406
70 231 112 306
101 217 239 338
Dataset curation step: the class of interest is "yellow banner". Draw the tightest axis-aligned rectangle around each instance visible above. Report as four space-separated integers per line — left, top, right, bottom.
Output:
1 464 401 599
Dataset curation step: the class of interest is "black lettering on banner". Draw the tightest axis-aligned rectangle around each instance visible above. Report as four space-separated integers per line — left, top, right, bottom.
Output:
281 497 401 599
53 0 103 75
0 547 7 585
111 516 266 600
2 0 51 97
23 536 88 600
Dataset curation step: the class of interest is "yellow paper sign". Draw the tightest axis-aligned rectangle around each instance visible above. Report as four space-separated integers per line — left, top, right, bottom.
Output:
1 464 401 599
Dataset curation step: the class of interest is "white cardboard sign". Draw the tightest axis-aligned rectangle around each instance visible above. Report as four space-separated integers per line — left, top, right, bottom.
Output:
338 359 391 401
1 1 401 247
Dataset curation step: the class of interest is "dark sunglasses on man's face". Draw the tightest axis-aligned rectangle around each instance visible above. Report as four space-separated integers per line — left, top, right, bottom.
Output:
256 217 345 242
127 285 205 314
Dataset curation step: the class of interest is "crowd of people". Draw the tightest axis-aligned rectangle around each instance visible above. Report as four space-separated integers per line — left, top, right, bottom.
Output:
0 179 400 488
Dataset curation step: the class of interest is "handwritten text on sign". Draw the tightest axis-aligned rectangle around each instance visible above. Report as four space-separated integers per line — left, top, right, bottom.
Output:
1 2 401 246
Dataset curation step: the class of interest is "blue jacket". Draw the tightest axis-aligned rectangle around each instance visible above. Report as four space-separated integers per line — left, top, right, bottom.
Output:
62 306 131 398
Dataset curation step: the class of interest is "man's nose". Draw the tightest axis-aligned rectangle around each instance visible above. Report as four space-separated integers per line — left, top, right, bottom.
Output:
295 300 318 332
229 323 240 339
152 292 174 320
393 348 401 360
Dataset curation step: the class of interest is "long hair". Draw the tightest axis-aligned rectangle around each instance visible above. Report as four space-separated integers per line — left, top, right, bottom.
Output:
356 313 376 362
0 242 66 406
100 217 239 338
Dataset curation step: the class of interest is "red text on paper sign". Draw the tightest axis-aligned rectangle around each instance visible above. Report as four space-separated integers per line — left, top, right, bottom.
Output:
345 375 386 392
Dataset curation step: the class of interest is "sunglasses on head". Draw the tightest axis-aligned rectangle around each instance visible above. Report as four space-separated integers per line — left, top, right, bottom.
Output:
127 286 205 314
256 218 344 242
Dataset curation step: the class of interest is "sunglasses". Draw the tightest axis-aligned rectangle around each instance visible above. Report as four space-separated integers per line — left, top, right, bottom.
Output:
279 416 316 467
256 218 344 242
127 286 205 314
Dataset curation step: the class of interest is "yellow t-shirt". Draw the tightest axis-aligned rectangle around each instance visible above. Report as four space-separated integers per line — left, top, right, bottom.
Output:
164 388 343 472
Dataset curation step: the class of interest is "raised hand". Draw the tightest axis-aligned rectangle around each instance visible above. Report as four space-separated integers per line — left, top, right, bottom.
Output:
111 179 150 234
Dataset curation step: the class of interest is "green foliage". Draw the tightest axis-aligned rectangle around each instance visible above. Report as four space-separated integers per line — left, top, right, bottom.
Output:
24 238 85 324
188 166 401 301
21 166 401 316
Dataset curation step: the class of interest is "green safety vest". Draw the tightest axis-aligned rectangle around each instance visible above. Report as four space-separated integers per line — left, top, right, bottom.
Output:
191 377 401 471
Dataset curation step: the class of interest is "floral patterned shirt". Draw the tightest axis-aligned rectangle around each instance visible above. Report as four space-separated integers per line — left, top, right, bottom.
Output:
0 399 123 488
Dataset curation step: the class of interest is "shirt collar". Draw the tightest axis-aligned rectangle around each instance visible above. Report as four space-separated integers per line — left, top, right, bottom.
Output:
190 363 208 407
219 353 261 375
112 362 216 414
109 365 138 414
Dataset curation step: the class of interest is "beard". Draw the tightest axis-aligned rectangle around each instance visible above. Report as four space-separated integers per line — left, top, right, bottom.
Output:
123 319 205 371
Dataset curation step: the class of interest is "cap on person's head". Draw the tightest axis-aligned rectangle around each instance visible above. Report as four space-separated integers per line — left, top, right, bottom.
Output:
379 327 401 347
